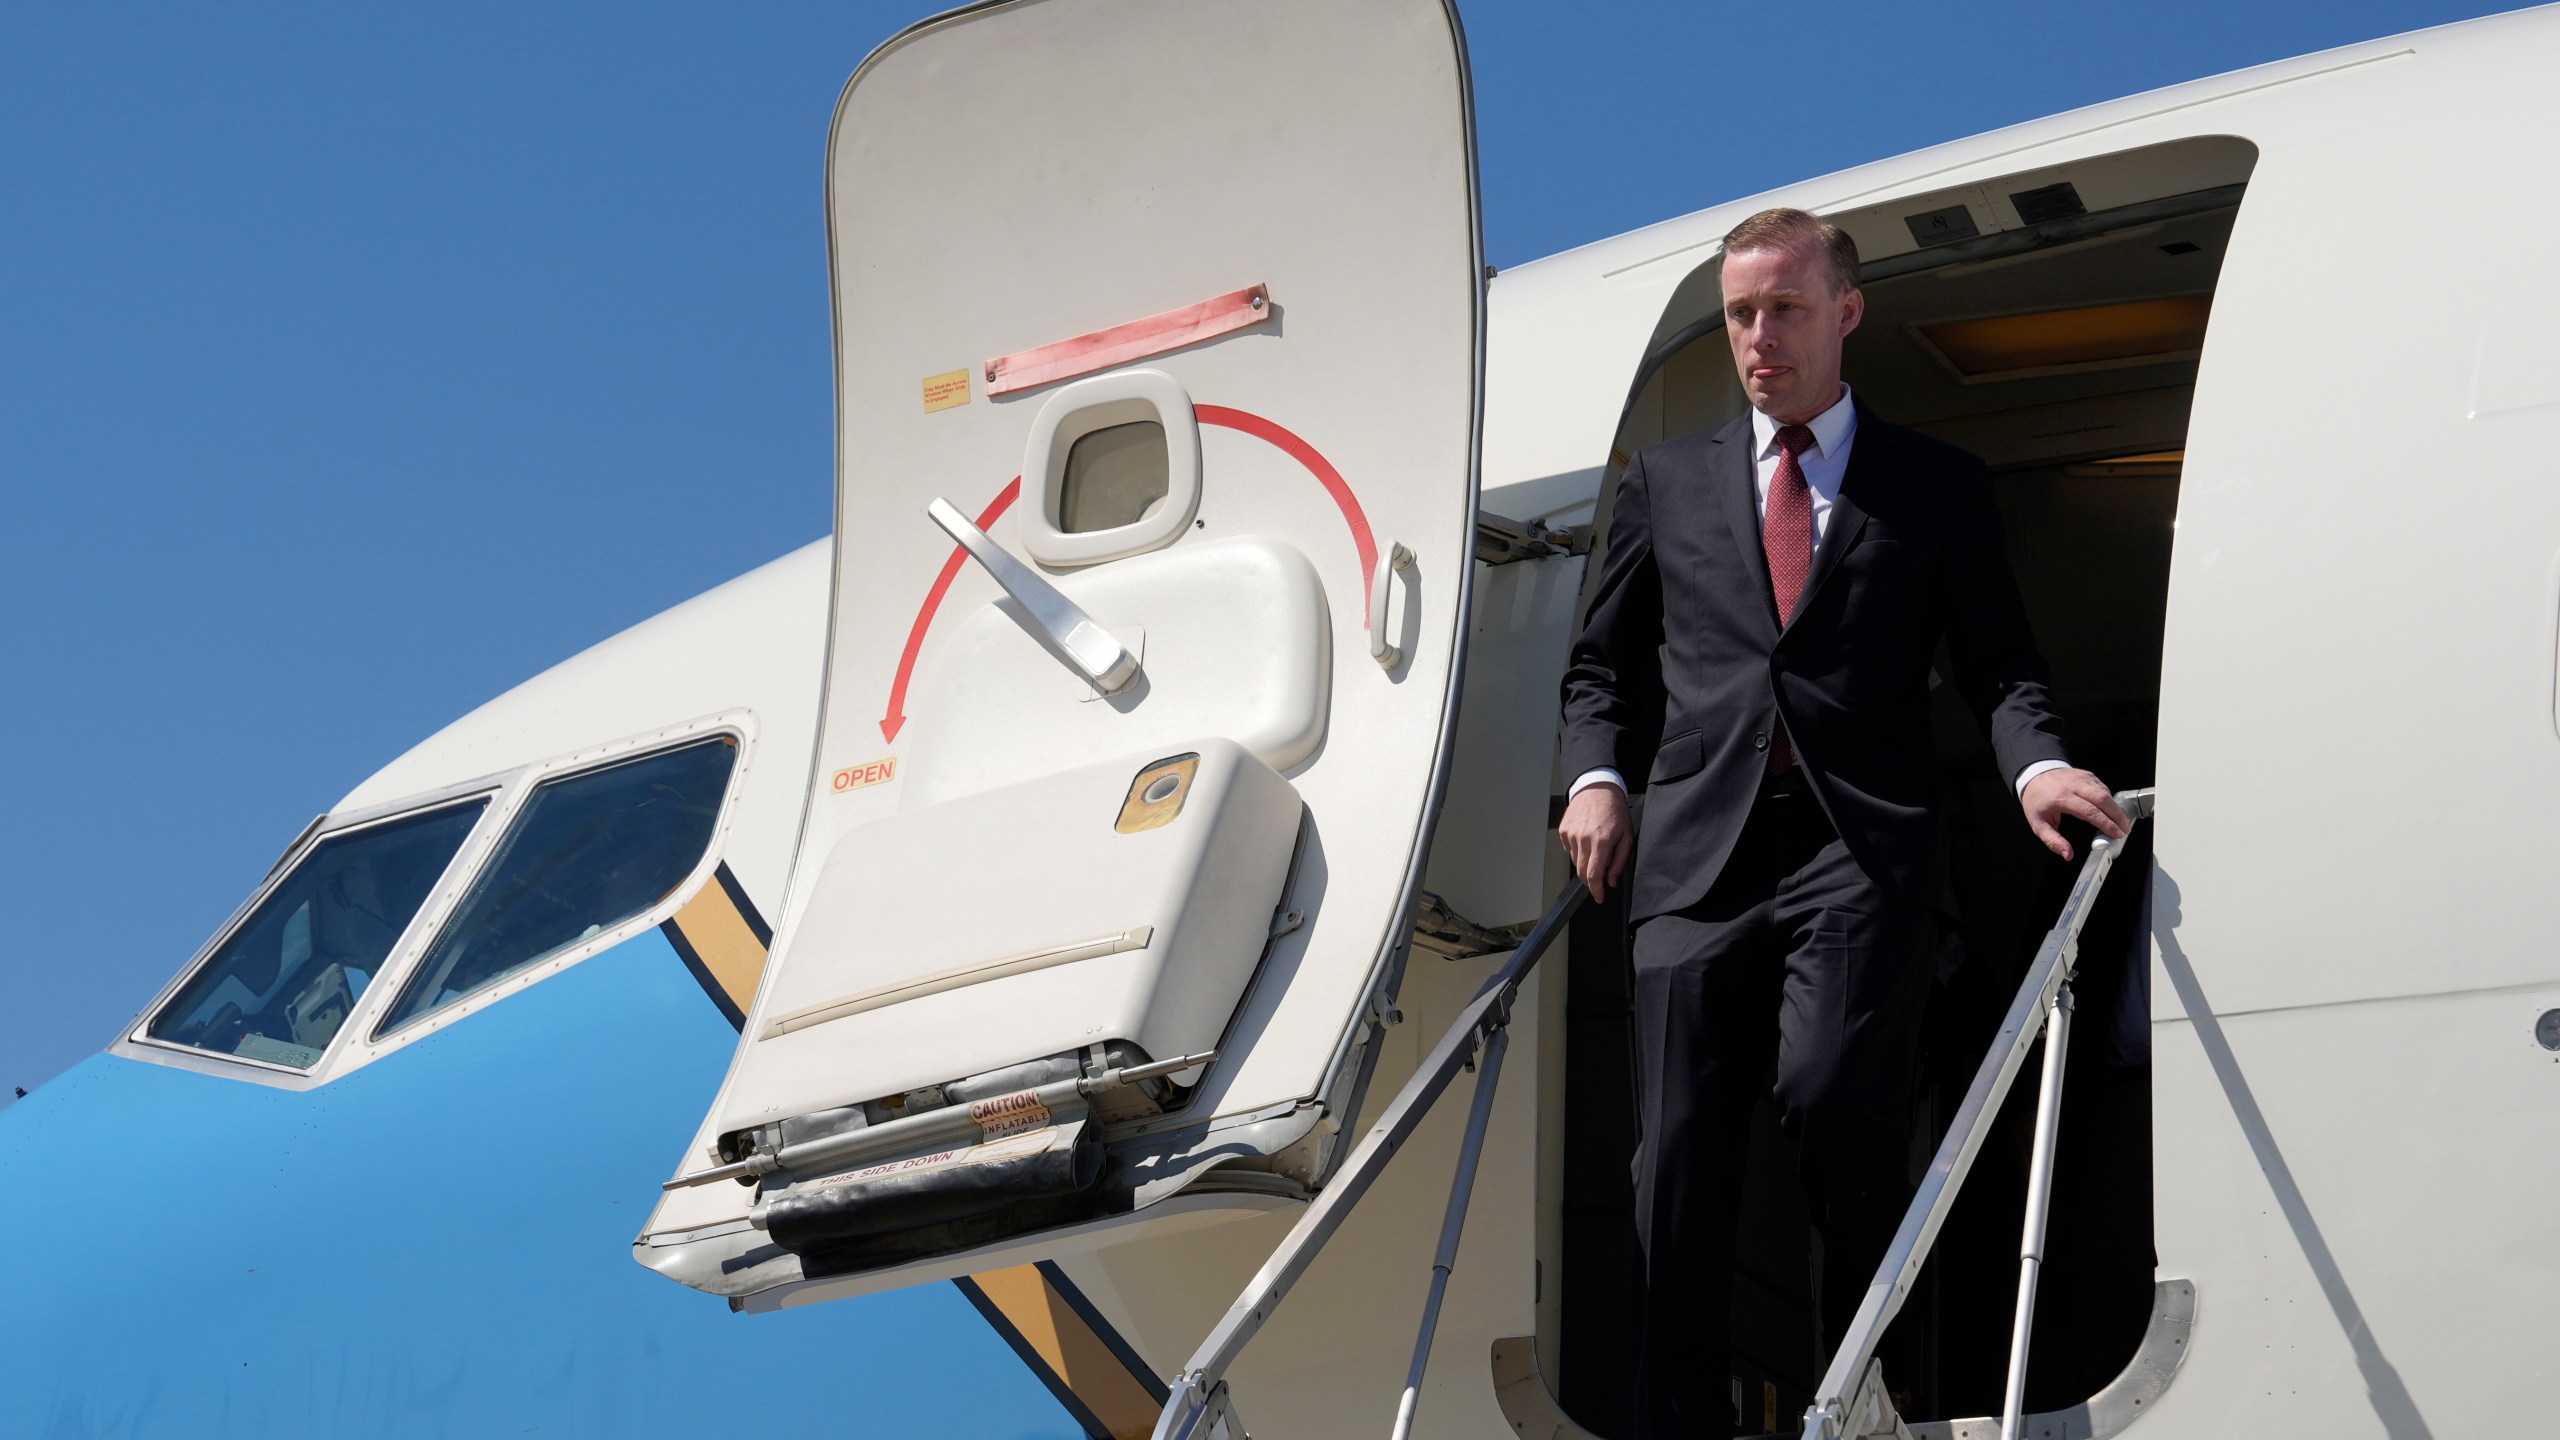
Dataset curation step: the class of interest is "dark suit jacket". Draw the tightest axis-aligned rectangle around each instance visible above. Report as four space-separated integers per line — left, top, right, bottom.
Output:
1559 402 2068 920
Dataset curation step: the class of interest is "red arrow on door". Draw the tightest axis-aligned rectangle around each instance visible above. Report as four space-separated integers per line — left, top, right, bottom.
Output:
874 406 1375 744
880 477 1021 742
1197 406 1377 602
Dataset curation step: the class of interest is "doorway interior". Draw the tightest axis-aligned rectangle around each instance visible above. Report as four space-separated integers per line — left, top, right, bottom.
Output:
1553 135 2258 1436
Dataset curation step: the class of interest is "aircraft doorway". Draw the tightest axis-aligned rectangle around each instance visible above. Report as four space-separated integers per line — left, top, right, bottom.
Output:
1553 136 2256 1436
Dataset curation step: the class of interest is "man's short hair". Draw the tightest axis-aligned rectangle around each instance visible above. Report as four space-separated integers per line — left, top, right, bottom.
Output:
1721 208 1862 295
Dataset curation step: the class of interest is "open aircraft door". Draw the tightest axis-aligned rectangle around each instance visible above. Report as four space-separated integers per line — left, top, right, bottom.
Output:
638 0 1483 1306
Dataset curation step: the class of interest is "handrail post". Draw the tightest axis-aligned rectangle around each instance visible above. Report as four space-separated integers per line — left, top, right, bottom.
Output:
1151 880 1586 1440
2000 982 2076 1438
1389 1021 1512 1440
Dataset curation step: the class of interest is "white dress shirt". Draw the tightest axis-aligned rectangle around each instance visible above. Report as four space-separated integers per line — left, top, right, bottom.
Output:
1570 385 2066 802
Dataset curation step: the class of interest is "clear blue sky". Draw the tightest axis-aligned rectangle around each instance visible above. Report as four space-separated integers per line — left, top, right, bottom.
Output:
0 0 2496 1209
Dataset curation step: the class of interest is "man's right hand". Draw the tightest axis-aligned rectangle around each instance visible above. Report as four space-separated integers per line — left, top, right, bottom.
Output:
1560 782 1633 902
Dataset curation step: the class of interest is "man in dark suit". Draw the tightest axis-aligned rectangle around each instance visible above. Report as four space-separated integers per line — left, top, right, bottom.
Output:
1557 208 2128 1438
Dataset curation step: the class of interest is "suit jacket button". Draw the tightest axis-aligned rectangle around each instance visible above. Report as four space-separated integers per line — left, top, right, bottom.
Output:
1753 731 1769 750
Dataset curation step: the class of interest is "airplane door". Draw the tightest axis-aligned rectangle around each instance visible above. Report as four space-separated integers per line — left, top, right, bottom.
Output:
639 0 1482 1303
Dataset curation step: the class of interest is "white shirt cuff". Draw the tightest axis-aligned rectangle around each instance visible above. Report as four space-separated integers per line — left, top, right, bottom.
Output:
2013 759 2070 798
1569 767 1627 799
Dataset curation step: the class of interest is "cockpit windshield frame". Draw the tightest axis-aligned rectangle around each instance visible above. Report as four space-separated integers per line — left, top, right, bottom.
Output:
112 711 756 1091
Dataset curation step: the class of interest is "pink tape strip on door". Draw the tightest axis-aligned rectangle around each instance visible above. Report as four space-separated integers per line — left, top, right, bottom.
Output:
984 283 1271 396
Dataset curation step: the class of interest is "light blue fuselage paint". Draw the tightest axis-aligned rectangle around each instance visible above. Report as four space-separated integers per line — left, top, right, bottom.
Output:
0 933 1077 1440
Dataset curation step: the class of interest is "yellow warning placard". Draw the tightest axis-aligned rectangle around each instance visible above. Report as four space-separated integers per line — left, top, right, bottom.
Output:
922 368 971 413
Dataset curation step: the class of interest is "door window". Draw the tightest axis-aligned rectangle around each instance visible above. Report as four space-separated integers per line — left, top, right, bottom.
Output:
1059 420 1171 532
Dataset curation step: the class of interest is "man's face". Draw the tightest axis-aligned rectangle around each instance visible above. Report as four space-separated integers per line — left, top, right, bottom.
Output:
1722 240 1864 423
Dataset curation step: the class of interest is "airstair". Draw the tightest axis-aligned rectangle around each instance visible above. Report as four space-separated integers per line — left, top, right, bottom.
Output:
1150 790 2158 1440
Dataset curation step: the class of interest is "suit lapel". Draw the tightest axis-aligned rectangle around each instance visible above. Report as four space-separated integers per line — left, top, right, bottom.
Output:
1713 414 1781 640
1791 408 1878 628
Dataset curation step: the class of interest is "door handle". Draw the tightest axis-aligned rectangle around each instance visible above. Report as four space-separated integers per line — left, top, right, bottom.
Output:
1369 540 1415 669
927 498 1140 694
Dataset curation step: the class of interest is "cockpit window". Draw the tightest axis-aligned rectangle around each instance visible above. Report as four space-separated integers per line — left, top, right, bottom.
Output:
374 736 737 1036
146 801 488 1069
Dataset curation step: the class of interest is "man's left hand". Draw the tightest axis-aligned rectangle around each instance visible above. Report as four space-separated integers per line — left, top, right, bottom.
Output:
2021 767 2130 861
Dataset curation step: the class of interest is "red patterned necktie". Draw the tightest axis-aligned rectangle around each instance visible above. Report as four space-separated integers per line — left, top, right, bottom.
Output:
1763 422 1816 773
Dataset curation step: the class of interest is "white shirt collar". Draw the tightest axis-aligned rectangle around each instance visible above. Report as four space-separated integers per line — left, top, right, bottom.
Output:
1750 383 1858 460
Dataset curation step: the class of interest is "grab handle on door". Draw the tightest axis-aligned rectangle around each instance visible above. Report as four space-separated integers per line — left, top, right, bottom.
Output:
1370 541 1416 670
928 497 1140 695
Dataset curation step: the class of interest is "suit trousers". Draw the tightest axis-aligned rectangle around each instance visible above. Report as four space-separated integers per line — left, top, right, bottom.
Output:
1628 774 1937 1440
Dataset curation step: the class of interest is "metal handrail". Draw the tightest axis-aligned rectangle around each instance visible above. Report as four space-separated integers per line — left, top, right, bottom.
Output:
1803 788 2156 1440
1151 878 1589 1440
